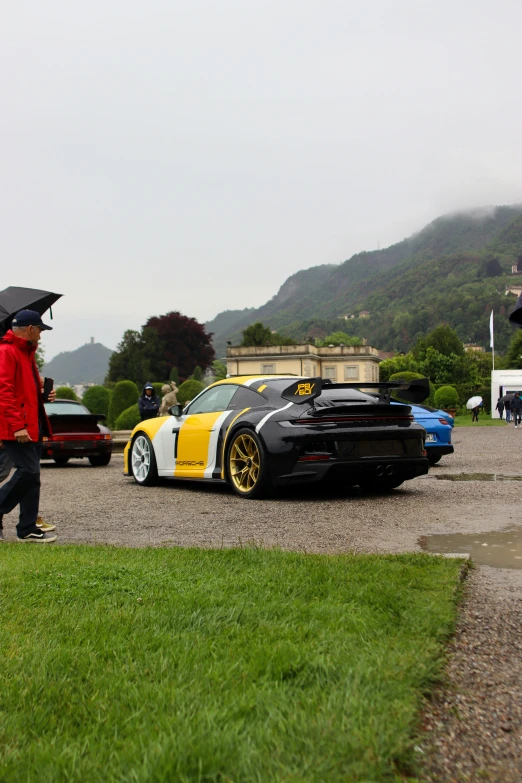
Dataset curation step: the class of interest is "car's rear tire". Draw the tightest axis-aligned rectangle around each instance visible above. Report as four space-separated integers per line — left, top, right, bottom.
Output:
53 457 69 466
89 454 112 467
427 453 442 466
226 428 273 499
130 433 158 485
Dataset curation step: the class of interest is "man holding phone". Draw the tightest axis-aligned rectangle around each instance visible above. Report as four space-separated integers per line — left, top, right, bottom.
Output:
0 310 58 542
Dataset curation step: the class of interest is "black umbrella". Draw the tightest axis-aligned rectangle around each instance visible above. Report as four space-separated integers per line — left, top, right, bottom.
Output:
0 287 62 336
500 394 515 404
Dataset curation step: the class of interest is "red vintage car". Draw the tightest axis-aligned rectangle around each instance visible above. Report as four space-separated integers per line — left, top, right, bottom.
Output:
42 399 112 466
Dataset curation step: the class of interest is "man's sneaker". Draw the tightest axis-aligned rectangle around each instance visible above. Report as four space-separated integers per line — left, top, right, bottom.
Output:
36 517 56 532
0 529 4 542
17 531 57 543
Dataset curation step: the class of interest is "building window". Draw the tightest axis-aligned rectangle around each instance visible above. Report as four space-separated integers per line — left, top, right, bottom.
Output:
324 366 337 380
344 365 359 380
261 364 275 374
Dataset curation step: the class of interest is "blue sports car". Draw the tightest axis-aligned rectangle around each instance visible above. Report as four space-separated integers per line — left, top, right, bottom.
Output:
409 404 454 465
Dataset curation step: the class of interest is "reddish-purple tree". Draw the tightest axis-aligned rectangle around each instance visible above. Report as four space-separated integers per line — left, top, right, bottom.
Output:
145 312 215 382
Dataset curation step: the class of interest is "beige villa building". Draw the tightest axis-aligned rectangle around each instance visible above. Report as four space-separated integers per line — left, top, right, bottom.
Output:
226 344 381 382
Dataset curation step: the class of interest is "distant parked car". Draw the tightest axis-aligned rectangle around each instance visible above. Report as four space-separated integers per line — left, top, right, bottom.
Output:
42 399 112 466
408 404 454 466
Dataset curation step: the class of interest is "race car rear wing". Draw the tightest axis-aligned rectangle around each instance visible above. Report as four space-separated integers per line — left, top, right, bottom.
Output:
281 377 430 405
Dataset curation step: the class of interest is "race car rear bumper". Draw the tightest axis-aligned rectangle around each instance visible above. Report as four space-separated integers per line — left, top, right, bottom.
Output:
274 456 429 486
40 440 113 459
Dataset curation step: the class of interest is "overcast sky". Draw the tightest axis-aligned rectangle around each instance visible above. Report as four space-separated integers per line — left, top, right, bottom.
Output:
2 0 522 360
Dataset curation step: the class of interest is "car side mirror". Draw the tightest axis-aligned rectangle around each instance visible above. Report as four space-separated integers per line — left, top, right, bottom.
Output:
168 404 184 417
95 414 107 421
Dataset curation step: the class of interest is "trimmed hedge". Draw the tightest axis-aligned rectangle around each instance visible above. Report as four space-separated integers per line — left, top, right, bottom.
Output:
177 379 205 406
108 381 139 428
82 386 111 417
55 386 78 401
115 404 141 431
434 385 459 410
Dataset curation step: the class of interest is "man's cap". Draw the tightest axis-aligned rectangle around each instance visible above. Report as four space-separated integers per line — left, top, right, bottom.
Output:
144 383 154 389
12 309 53 331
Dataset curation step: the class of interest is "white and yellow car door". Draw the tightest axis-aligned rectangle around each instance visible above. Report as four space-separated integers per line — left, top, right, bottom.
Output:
175 410 233 478
157 384 238 479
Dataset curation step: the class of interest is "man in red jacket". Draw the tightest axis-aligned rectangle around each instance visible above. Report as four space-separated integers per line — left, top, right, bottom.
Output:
0 310 57 542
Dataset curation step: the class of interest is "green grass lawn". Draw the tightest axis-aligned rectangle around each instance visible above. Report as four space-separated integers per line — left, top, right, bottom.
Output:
0 546 464 783
453 414 507 426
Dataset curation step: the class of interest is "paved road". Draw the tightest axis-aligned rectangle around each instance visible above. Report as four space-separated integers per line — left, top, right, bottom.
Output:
2 425 517 552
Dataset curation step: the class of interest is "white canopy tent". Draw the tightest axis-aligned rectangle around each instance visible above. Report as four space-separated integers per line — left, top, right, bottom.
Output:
491 370 522 417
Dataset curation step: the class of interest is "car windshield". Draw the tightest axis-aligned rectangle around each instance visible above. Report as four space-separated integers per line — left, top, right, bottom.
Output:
44 402 90 415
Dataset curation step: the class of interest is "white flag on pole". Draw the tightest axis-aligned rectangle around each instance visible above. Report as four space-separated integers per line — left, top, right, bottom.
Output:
490 309 494 349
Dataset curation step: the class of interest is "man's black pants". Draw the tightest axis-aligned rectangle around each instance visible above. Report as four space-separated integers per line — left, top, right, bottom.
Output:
0 441 41 538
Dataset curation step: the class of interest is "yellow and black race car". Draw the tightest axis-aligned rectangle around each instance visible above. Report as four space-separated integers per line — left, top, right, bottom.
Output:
123 375 430 498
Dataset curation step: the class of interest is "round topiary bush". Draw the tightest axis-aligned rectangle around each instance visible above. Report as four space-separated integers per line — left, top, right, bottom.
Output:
434 385 459 410
114 404 141 431
388 372 436 406
108 380 139 428
82 385 111 417
55 386 78 401
177 379 205 406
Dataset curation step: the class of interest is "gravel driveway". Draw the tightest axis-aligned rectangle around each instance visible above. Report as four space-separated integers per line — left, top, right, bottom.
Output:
3 425 522 779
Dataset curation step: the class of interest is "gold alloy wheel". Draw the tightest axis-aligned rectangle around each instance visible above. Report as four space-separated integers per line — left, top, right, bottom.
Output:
229 433 261 493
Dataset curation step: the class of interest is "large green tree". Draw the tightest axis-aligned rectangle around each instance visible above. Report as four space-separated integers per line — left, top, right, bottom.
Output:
316 332 363 347
241 322 293 347
505 330 522 369
414 325 464 359
107 313 215 385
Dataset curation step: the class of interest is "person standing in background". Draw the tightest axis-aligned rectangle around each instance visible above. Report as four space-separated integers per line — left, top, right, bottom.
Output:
510 393 522 428
138 382 160 421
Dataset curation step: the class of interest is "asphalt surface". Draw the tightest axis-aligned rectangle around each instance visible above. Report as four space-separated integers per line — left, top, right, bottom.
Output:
3 425 517 552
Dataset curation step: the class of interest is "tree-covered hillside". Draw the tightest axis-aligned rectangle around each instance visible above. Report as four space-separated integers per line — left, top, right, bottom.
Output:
43 342 113 385
209 205 522 353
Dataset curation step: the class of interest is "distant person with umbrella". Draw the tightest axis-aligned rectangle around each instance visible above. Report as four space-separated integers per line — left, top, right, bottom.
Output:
503 395 512 424
495 396 505 420
466 395 483 423
0 310 57 542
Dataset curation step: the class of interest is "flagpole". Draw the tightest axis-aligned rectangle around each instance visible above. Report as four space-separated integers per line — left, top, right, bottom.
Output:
490 310 495 371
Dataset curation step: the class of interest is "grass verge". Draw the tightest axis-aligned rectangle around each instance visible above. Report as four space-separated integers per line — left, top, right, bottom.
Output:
453 414 506 426
0 546 464 783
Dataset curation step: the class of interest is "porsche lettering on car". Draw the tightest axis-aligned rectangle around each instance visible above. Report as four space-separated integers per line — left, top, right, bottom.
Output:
123 375 431 498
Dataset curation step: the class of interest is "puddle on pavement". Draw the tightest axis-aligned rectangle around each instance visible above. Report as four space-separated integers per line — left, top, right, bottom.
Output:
433 473 522 482
419 527 522 569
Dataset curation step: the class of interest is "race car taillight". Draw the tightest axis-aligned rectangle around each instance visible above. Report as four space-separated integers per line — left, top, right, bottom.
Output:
438 419 451 425
47 434 112 441
297 454 331 462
